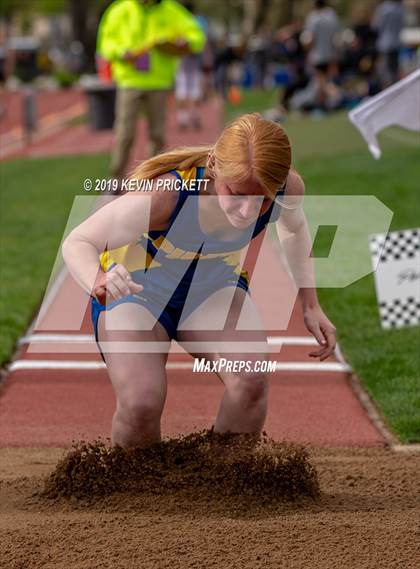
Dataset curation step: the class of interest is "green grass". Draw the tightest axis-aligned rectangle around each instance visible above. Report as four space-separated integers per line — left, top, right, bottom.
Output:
0 154 108 366
227 94 420 442
224 87 279 124
302 144 419 443
285 114 420 443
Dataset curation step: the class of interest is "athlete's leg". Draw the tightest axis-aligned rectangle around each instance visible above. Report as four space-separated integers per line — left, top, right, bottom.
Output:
97 303 171 447
177 287 270 435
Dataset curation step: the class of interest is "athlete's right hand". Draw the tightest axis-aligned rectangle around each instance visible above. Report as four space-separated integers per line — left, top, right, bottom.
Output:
92 264 143 305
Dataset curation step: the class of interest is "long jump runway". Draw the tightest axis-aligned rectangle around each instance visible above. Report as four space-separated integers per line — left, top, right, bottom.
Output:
0 234 386 447
0 98 387 448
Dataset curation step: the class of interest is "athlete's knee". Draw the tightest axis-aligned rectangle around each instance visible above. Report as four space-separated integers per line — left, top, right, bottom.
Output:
116 394 162 429
226 371 269 406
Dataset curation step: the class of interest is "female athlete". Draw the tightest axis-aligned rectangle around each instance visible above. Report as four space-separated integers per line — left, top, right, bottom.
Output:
62 112 336 448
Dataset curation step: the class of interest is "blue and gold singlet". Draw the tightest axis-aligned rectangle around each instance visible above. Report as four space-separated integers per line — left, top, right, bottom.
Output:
91 166 285 360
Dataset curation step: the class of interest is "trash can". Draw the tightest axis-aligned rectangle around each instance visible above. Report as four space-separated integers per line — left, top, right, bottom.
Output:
8 36 41 83
81 76 116 130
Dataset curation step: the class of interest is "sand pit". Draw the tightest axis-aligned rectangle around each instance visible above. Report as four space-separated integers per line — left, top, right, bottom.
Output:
0 440 419 569
42 431 319 502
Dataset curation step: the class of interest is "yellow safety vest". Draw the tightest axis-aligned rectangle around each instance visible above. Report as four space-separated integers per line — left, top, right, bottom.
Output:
96 0 206 89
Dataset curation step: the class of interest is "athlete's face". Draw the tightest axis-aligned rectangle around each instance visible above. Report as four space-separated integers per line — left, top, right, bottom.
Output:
215 176 273 228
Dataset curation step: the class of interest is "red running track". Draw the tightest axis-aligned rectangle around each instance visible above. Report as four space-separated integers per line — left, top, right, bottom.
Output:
0 89 85 159
0 97 386 447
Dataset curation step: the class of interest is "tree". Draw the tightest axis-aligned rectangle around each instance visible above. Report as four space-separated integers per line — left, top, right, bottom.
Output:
67 0 109 71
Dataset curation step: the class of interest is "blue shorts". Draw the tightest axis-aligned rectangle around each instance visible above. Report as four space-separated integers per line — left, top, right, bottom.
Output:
91 273 249 363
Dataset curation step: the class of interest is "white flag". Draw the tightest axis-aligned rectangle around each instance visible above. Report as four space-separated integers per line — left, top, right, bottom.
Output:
349 68 420 159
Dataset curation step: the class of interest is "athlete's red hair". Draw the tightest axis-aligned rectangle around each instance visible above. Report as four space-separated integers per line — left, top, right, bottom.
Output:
132 112 291 198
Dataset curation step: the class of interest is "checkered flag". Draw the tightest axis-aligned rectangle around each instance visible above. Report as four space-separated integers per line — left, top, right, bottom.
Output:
369 229 420 329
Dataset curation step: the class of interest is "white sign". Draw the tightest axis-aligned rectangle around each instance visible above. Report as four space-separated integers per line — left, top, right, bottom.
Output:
369 228 420 329
349 68 420 159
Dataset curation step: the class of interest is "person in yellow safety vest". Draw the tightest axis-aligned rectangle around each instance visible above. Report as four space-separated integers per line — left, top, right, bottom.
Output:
97 0 206 182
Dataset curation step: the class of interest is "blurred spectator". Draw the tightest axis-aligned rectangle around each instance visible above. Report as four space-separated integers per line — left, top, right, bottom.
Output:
274 20 309 112
303 0 341 73
175 50 204 130
353 21 377 83
288 75 345 114
68 41 87 75
96 0 206 181
372 0 405 88
246 26 271 88
302 0 341 111
295 0 340 110
338 7 380 98
175 3 209 131
213 35 245 99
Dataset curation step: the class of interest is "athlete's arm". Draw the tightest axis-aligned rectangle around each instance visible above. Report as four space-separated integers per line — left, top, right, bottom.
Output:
275 169 312 290
275 169 336 361
62 174 178 302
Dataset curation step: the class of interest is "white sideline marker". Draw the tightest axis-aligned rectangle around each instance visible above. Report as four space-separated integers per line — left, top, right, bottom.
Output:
19 334 319 346
13 333 352 372
8 359 352 373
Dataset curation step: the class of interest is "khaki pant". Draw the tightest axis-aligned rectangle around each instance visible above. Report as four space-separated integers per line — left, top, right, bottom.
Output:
110 88 170 179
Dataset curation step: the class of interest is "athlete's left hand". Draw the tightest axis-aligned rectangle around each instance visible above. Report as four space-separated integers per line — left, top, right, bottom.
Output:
303 306 337 361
